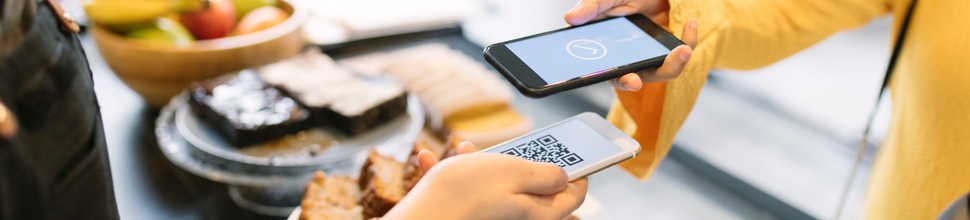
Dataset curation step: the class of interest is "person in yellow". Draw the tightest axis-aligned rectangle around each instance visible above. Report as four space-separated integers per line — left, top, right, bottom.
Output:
564 0 970 219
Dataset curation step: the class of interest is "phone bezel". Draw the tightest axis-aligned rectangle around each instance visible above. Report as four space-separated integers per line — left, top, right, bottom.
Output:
483 14 684 98
479 112 642 182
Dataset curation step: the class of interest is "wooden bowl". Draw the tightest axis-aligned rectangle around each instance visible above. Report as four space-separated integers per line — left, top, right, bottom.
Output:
91 0 308 108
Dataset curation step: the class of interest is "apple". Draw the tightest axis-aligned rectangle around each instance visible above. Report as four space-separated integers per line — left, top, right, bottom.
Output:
179 0 236 40
233 6 288 35
127 17 195 46
231 0 277 20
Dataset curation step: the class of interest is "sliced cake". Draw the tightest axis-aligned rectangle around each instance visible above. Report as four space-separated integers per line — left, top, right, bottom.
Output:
357 150 406 219
188 71 314 147
300 171 364 220
401 134 465 192
261 50 408 136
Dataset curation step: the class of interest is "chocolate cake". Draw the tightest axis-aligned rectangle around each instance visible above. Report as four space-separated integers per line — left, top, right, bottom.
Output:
324 83 408 136
301 171 364 220
260 51 409 136
357 150 406 219
188 71 314 147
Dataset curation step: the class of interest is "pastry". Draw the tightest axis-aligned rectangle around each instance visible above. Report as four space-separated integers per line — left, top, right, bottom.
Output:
301 171 364 220
374 43 532 148
188 70 314 147
446 107 533 150
357 151 406 219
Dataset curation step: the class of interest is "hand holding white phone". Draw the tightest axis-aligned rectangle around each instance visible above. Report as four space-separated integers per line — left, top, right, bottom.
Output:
480 112 641 181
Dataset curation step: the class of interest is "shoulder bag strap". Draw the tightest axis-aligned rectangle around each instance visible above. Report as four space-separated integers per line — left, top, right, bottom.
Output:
834 0 920 218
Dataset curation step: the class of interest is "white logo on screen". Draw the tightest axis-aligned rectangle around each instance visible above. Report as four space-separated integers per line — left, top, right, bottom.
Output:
566 39 607 60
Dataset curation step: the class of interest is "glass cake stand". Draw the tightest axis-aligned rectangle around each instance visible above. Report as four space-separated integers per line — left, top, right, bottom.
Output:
156 92 423 216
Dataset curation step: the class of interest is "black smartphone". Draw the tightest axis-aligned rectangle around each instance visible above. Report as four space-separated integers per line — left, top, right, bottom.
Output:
483 14 684 98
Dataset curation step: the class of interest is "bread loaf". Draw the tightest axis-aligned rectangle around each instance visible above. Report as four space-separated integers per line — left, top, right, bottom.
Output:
300 171 364 220
357 151 406 219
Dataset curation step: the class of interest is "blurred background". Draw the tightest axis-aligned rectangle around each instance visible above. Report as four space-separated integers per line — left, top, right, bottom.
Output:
68 0 894 219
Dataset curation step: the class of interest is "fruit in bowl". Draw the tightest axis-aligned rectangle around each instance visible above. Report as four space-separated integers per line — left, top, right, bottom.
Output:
83 0 177 32
85 0 292 42
231 0 277 20
87 0 307 108
126 18 195 46
234 6 289 35
179 0 237 40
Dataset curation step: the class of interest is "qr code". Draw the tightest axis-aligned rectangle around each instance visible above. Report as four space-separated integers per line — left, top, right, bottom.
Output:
500 134 584 167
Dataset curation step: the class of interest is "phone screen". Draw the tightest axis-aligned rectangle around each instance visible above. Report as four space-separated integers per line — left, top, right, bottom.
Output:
505 17 671 85
483 118 623 173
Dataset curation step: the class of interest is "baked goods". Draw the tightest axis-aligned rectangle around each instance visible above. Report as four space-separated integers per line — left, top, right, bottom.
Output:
563 215 581 220
261 50 409 136
357 151 406 219
380 44 513 129
188 70 314 147
446 107 532 149
401 141 433 193
303 142 584 220
339 43 533 149
301 171 364 220
401 134 464 192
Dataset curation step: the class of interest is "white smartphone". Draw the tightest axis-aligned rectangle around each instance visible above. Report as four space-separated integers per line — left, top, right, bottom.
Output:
480 112 641 181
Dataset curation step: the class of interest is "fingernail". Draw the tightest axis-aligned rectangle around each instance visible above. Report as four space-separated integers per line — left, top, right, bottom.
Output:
681 48 692 63
691 18 698 29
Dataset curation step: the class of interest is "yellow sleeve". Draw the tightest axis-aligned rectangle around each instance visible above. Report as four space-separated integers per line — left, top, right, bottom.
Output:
609 0 891 179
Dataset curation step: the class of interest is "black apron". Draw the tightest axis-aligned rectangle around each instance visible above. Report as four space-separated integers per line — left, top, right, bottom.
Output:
0 0 119 219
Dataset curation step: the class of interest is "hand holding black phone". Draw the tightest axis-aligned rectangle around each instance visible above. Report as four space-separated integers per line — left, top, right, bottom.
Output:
484 14 686 98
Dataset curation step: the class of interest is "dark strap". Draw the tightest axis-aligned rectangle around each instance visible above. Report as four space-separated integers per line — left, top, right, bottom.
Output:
835 0 919 219
867 0 917 114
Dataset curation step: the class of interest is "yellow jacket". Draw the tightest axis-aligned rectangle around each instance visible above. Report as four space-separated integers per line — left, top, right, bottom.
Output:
608 0 970 219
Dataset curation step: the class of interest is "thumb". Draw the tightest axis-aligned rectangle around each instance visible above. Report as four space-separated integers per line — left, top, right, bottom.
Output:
512 160 569 195
564 0 626 26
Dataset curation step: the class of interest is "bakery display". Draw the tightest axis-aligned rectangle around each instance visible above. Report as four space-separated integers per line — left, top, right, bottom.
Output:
261 50 409 136
188 70 315 147
301 171 364 220
339 43 534 149
187 50 412 150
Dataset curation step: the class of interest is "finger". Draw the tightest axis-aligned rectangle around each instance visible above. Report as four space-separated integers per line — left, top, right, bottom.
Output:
682 18 698 48
524 178 589 220
603 4 640 17
0 101 16 139
564 0 626 26
417 150 437 174
457 141 476 154
512 161 569 195
555 178 589 215
606 73 643 91
645 45 691 82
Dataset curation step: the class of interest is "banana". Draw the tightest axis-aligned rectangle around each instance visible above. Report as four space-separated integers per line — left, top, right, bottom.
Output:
84 0 177 26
